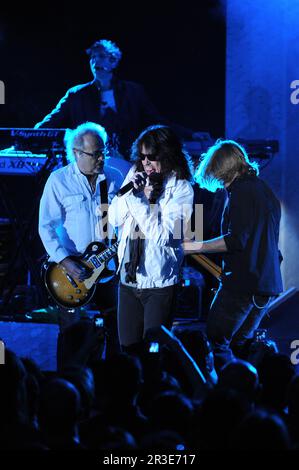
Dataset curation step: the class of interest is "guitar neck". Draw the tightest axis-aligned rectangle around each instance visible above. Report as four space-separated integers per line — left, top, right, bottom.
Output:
190 253 222 280
96 241 119 263
92 243 221 280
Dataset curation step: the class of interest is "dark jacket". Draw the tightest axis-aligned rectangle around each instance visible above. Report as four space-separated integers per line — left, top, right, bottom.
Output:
222 174 283 295
35 80 193 158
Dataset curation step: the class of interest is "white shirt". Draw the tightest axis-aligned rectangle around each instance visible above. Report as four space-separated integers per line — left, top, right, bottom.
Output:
39 161 122 263
108 166 194 288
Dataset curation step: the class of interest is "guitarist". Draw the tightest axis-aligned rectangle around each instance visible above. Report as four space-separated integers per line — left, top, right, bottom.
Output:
39 122 121 341
183 139 283 371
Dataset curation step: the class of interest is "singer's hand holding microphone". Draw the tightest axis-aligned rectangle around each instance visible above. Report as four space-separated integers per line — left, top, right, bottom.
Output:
132 172 150 192
117 171 149 197
117 171 164 199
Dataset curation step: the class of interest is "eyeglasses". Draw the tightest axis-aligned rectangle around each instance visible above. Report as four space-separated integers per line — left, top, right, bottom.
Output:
74 148 106 159
139 152 158 162
91 54 117 64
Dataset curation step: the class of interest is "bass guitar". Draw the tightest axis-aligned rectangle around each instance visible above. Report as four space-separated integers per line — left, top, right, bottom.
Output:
42 241 119 309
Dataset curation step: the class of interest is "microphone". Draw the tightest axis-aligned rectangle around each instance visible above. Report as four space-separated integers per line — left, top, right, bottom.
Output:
117 181 134 197
117 172 147 197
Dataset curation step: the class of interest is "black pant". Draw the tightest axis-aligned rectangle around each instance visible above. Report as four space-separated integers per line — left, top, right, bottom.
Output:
118 283 177 347
207 286 272 371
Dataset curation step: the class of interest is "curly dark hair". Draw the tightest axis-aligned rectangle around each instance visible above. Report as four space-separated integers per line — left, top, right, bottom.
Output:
130 125 193 181
86 38 122 63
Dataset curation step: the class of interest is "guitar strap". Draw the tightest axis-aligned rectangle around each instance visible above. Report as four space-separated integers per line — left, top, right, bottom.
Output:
99 177 118 276
99 178 108 244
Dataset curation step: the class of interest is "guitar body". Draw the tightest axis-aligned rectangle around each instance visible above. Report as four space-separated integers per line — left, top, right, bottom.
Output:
43 241 116 309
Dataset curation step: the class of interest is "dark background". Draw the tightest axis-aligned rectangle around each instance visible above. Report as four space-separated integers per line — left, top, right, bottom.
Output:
0 0 226 138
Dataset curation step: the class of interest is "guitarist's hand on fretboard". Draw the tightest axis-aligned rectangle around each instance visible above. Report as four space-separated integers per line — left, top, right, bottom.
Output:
43 241 119 309
182 240 203 254
60 257 91 281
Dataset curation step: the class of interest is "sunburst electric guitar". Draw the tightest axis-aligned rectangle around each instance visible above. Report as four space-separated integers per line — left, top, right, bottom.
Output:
42 241 119 309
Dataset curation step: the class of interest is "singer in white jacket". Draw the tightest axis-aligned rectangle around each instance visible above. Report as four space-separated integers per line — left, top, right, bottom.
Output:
108 125 194 351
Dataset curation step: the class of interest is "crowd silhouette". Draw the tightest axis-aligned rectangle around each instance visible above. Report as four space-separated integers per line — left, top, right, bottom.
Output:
0 319 298 452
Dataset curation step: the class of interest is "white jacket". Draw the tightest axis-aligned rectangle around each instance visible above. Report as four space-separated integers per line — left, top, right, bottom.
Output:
108 166 194 288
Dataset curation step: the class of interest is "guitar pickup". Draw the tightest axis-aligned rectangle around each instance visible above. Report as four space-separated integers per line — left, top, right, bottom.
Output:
65 273 78 288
